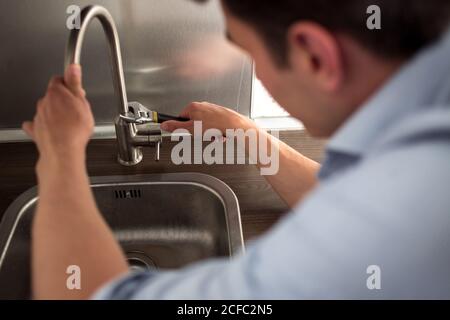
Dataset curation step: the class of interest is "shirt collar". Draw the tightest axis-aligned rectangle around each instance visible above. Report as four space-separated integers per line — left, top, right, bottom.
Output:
327 28 450 156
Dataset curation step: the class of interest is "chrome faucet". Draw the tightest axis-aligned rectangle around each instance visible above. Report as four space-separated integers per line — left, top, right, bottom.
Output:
64 5 162 165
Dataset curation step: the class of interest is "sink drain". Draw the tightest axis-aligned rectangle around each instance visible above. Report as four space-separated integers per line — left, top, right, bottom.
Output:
126 251 157 272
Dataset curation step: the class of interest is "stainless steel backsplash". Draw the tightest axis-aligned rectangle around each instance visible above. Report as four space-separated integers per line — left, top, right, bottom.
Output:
0 0 253 129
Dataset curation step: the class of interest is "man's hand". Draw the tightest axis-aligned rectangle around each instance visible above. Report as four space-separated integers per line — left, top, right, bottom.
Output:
22 64 94 178
26 65 129 300
162 100 320 208
160 101 256 134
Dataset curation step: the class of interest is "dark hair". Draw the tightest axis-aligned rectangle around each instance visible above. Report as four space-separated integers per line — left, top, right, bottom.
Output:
197 0 450 65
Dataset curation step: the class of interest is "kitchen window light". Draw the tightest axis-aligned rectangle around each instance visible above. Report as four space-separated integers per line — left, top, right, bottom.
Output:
251 77 303 130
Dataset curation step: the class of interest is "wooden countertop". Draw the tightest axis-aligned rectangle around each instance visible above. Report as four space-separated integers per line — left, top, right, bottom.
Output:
0 130 325 242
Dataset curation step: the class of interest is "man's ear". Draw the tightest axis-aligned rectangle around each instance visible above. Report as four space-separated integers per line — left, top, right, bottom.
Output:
287 22 344 92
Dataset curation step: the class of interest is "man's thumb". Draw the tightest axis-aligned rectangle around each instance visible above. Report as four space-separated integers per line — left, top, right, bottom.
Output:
64 64 85 97
22 121 35 140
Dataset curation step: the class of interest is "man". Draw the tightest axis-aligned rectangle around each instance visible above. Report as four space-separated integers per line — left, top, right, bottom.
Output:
23 0 450 299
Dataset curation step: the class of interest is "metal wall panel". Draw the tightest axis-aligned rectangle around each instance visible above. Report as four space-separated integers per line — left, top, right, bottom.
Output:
0 0 253 129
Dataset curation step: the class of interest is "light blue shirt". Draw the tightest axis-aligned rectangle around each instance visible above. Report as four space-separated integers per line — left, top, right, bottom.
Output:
95 29 450 300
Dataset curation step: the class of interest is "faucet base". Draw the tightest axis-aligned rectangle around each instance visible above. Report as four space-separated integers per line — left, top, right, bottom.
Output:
117 151 143 166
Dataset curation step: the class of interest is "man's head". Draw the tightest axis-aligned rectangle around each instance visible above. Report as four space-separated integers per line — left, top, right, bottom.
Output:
196 0 450 136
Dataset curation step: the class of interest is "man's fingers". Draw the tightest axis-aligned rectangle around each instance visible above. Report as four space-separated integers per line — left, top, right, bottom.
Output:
22 121 35 140
161 120 194 133
47 76 65 91
64 64 84 97
179 108 191 119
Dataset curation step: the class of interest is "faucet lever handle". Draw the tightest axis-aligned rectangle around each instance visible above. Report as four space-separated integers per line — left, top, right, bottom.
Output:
155 141 161 162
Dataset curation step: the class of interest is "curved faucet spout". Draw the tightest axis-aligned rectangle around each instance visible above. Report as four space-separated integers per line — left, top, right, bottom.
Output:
64 5 162 166
64 5 128 115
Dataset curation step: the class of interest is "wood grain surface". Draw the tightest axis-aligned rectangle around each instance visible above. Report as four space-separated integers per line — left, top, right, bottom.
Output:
0 130 325 242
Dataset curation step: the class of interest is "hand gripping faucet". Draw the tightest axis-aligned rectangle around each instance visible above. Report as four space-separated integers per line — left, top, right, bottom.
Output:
65 5 173 165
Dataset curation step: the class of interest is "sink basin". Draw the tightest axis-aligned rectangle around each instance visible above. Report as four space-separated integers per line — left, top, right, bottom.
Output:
0 173 244 299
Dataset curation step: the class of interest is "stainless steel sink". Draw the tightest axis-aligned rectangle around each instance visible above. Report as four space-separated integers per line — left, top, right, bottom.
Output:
0 173 244 299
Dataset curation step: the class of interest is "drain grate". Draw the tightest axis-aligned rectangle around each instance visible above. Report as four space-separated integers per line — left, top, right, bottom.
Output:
114 189 142 199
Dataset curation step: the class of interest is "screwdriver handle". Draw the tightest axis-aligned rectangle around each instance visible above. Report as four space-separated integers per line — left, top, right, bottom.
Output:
156 113 190 124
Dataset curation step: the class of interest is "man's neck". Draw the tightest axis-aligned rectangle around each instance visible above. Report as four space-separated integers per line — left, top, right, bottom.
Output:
329 35 406 136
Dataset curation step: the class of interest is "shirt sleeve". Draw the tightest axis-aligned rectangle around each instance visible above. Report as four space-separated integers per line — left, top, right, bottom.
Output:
93 143 450 299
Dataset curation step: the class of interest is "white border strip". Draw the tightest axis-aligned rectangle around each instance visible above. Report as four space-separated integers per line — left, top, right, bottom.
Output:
0 118 303 143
